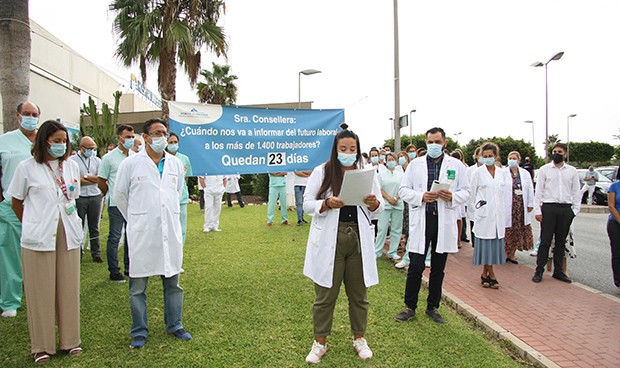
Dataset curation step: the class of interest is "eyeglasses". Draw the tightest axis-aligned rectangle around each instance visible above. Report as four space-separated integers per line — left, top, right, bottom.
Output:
147 131 170 138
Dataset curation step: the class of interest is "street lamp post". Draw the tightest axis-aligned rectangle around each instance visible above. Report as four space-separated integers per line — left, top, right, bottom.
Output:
531 51 564 163
454 132 462 146
393 0 402 152
409 109 416 146
566 113 577 163
524 120 535 156
298 69 321 108
389 118 394 142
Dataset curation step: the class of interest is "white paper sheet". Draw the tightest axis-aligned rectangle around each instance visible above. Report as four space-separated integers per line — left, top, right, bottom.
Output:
430 180 451 201
338 168 376 206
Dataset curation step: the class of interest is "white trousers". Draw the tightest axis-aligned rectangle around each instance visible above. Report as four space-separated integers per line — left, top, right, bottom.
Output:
580 184 595 205
204 192 223 230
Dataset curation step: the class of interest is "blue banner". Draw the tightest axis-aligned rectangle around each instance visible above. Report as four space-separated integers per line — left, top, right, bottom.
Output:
168 102 344 175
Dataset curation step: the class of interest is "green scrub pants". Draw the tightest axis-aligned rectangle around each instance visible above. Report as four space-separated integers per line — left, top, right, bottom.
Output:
180 203 188 245
375 207 403 258
267 186 288 224
0 199 22 311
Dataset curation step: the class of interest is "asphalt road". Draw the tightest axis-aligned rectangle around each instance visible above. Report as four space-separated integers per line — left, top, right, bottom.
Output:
513 211 618 297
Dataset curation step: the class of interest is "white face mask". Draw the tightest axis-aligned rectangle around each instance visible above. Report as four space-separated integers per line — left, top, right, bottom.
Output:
149 137 168 153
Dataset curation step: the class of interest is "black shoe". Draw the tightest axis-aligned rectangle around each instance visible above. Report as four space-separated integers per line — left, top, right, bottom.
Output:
110 273 126 283
461 237 470 242
93 256 103 263
302 219 309 224
532 272 543 283
552 272 572 283
425 308 445 324
296 221 303 226
506 258 518 264
394 307 415 322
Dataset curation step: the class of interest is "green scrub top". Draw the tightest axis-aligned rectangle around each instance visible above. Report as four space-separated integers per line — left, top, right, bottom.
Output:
98 147 130 206
0 129 33 200
174 152 193 204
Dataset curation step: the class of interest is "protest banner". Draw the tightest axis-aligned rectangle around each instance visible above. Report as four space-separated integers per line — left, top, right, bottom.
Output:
168 102 344 175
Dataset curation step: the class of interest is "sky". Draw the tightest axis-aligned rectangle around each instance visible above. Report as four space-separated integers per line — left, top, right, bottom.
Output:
29 0 620 155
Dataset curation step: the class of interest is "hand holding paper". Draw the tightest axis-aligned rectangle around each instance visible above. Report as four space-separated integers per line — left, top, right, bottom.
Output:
338 168 375 206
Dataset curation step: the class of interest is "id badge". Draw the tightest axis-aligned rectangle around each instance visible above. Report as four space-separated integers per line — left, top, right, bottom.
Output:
514 189 523 196
65 200 76 215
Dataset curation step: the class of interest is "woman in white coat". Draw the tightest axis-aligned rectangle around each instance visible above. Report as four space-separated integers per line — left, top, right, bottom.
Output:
504 151 535 263
470 142 511 289
9 121 84 363
303 126 384 364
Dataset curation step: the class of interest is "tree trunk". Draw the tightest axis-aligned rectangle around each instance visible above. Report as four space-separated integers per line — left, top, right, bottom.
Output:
158 45 177 123
0 0 31 133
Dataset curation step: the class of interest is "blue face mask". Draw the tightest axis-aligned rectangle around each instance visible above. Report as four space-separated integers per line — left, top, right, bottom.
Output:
426 143 443 159
398 157 407 165
387 161 397 169
507 159 518 168
20 116 38 131
483 157 496 167
48 143 66 158
370 156 379 164
477 156 485 165
337 152 357 167
408 152 416 159
167 143 179 153
122 138 135 150
379 154 386 162
84 149 96 158
150 137 168 153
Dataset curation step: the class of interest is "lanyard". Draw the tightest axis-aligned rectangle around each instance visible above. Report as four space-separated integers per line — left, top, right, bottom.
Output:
77 153 90 173
45 160 71 201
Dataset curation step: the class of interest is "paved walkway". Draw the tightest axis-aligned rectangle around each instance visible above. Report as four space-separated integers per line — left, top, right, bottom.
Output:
426 244 620 368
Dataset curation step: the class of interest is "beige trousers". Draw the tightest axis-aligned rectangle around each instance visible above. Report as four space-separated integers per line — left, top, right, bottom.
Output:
22 219 81 354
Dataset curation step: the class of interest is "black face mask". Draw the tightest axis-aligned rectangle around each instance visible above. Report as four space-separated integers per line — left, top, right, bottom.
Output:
552 153 564 164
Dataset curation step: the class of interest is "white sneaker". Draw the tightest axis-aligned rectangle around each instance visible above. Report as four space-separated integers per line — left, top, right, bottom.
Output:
203 228 211 233
1 309 17 318
211 228 222 232
353 338 373 360
305 341 327 364
530 251 538 257
395 260 409 269
390 255 402 261
425 260 431 268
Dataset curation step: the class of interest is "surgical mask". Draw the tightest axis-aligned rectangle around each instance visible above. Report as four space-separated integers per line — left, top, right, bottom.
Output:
48 143 66 158
507 159 518 168
137 145 144 152
408 152 416 159
337 152 357 167
20 116 38 131
387 161 397 169
84 149 96 158
477 157 485 164
122 138 135 150
426 143 443 159
167 143 179 153
379 154 386 162
552 153 564 164
150 136 168 153
370 156 379 164
483 157 495 167
398 157 407 165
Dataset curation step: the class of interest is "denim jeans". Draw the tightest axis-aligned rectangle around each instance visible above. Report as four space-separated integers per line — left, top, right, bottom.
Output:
106 206 129 275
294 185 306 222
129 274 184 338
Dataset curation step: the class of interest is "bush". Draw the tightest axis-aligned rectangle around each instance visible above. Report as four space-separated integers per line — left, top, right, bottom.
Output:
254 173 270 200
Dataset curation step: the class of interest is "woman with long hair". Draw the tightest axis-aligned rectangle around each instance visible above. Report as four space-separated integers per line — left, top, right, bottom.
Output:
303 125 384 364
504 151 534 263
9 120 84 363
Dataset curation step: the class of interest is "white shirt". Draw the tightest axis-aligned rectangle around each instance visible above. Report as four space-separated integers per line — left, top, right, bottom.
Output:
70 152 102 197
114 150 185 278
293 172 310 186
202 175 225 194
225 175 241 193
8 158 84 251
533 162 581 216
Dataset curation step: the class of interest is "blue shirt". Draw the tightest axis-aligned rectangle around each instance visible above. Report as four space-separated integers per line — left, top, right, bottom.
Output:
609 181 620 222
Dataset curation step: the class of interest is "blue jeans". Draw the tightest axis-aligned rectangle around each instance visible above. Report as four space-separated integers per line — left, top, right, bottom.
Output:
106 206 129 275
294 185 306 222
129 274 184 338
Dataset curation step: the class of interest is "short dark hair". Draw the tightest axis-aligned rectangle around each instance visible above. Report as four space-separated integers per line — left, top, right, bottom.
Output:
553 143 568 152
16 102 41 115
168 132 179 141
32 120 69 163
143 118 168 134
481 142 500 158
425 127 445 139
116 125 134 136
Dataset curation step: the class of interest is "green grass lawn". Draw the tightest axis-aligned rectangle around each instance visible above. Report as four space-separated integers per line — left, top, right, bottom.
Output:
0 204 528 367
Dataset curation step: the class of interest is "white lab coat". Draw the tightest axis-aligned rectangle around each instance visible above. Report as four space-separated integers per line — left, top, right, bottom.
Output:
399 155 471 254
8 158 84 251
225 175 241 193
114 150 185 278
469 165 511 239
466 164 481 220
302 164 384 288
505 167 535 227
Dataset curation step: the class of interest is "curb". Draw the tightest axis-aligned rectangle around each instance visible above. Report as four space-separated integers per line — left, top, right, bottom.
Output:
421 276 560 368
580 205 608 214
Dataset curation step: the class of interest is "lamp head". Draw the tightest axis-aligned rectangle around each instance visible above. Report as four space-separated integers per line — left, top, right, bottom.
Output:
530 61 544 67
549 52 564 62
568 114 577 118
300 69 321 76
410 109 416 113
524 120 533 124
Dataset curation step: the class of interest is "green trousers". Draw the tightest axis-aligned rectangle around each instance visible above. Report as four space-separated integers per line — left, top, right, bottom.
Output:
267 186 288 223
0 199 22 311
313 222 369 337
375 207 403 258
180 203 188 245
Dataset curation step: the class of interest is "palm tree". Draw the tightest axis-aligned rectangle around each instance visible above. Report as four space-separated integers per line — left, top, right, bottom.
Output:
196 62 238 104
0 0 30 132
110 0 227 121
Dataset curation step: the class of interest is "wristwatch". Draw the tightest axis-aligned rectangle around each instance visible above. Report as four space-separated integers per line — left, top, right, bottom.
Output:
84 174 88 179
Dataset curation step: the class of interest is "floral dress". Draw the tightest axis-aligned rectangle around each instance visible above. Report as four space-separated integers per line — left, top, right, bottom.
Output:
504 169 534 252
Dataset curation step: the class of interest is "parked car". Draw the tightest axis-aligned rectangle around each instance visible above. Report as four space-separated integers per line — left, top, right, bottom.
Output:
576 169 610 205
596 166 618 182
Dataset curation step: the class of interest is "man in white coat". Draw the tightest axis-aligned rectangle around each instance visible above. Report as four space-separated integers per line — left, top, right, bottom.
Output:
395 128 470 324
114 118 191 349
